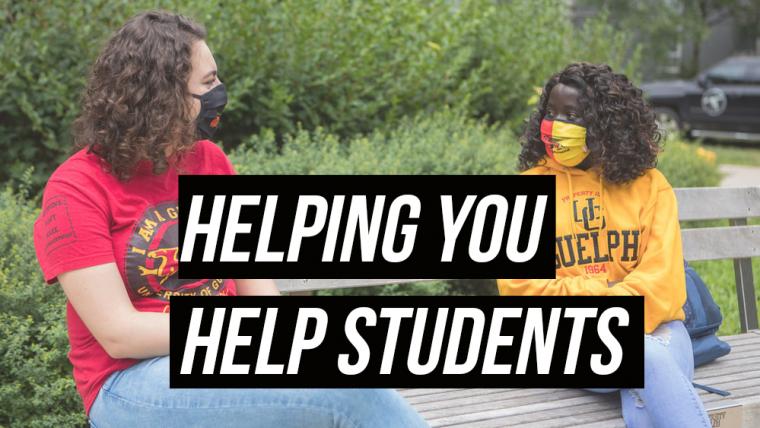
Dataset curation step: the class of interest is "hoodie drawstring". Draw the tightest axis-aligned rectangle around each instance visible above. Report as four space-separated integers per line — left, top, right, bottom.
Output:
559 162 611 281
563 168 580 244
599 174 611 276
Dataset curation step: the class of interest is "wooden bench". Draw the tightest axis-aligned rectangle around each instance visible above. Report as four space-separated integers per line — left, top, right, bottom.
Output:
275 186 760 427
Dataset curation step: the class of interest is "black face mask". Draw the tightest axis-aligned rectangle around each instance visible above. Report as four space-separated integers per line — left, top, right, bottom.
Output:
192 83 227 139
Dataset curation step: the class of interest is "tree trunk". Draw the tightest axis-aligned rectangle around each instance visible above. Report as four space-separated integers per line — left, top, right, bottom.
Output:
690 36 701 77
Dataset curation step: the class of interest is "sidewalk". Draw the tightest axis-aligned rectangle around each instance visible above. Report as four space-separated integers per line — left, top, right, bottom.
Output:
720 164 760 187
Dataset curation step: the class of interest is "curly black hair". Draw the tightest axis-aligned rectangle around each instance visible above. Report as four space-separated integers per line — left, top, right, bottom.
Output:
518 63 662 184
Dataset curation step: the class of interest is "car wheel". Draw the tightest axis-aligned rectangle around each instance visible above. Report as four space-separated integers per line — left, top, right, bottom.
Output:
654 107 681 139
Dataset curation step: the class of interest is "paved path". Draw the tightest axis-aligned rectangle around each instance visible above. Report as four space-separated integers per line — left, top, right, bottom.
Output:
720 164 760 187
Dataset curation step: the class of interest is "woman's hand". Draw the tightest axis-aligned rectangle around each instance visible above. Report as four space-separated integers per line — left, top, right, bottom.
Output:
58 263 170 359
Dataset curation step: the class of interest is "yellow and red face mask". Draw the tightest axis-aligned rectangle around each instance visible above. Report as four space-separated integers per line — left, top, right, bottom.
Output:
540 119 589 167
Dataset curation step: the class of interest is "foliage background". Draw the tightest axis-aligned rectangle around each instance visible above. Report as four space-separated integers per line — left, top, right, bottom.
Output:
0 0 754 427
0 0 637 189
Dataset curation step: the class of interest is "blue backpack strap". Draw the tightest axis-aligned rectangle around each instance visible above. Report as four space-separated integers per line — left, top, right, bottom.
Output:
692 382 731 397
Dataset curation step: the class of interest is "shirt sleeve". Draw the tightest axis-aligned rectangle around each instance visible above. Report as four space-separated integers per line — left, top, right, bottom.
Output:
219 149 237 175
33 178 116 284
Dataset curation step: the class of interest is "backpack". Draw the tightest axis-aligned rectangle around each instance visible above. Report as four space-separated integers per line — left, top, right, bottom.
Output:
682 260 732 368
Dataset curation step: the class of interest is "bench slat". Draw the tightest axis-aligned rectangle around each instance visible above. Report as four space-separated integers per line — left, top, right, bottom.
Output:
463 399 621 428
681 225 760 261
276 278 434 292
703 385 760 403
398 388 465 399
405 388 532 405
412 389 586 413
424 393 621 427
568 417 627 428
274 188 760 292
401 332 760 428
675 186 760 221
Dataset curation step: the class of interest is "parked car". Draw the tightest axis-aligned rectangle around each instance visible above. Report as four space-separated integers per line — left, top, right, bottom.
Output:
641 55 760 142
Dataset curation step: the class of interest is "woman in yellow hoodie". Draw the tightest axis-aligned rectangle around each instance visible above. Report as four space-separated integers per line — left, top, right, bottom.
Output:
498 63 710 427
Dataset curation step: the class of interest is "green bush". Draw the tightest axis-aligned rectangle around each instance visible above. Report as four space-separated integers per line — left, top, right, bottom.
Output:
0 176 86 427
657 137 722 188
230 108 520 175
1 0 638 189
230 112 720 186
179 0 639 141
0 0 147 189
316 279 499 297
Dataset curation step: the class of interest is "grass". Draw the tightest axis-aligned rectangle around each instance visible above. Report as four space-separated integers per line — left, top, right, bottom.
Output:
690 258 760 336
698 141 760 167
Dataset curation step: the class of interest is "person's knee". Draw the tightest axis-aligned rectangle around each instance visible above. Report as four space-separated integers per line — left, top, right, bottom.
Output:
645 323 696 378
656 320 695 378
645 335 669 355
644 336 675 374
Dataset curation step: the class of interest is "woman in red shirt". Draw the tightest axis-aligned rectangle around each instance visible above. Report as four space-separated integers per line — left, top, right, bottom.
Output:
33 10 426 428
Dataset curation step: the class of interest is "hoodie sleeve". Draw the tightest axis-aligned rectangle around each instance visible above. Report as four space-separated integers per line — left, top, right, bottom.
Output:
605 175 687 333
498 171 687 334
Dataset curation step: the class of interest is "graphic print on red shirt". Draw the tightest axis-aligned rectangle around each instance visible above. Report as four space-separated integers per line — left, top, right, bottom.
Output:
126 201 228 303
33 139 237 415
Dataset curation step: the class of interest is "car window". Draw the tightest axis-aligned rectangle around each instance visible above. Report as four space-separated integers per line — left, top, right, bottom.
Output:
707 61 748 84
745 62 760 84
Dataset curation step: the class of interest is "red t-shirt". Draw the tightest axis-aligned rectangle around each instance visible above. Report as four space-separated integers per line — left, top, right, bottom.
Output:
33 140 238 415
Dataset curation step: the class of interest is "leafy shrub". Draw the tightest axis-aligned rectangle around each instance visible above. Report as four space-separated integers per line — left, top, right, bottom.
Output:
231 108 520 175
657 137 722 188
1 0 638 189
188 0 640 142
0 0 148 189
317 279 499 297
0 174 86 427
231 112 720 186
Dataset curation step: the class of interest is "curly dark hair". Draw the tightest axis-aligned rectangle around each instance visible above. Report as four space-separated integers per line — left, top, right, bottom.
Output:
518 63 662 184
72 11 207 181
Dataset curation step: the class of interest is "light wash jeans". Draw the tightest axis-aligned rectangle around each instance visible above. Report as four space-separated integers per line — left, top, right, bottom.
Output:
588 320 711 428
88 355 429 428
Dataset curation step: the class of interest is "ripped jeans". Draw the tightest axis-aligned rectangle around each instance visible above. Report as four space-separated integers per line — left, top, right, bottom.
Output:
588 320 710 428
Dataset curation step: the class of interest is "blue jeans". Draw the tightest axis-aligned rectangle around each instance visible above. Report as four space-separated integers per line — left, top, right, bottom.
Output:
88 356 429 428
588 320 710 428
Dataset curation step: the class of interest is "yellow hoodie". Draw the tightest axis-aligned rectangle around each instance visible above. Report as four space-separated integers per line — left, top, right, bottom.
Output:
497 157 686 333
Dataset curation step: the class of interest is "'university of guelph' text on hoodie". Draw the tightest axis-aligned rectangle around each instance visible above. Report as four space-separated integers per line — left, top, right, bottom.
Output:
497 157 687 334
